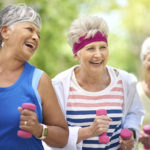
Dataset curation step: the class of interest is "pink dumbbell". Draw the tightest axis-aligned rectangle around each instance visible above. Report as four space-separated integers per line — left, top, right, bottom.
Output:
17 103 36 138
96 109 109 144
119 128 132 150
143 125 150 149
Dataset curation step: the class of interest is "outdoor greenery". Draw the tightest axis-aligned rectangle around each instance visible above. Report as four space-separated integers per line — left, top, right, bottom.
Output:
0 0 149 79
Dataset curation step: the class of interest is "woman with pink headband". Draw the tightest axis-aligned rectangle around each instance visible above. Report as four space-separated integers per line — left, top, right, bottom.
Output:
51 15 144 150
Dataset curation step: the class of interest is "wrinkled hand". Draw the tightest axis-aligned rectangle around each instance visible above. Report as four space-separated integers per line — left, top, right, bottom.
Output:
18 107 42 138
88 115 112 137
139 130 150 146
119 134 134 150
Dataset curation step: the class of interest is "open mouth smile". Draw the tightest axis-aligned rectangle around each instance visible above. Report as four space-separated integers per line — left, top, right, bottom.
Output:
25 42 36 50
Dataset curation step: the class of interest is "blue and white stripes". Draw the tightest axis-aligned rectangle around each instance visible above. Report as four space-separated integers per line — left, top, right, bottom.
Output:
66 67 124 149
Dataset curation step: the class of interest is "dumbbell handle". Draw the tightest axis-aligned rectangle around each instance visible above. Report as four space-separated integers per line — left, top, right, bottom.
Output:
17 103 36 138
143 125 150 149
96 109 109 144
119 128 132 150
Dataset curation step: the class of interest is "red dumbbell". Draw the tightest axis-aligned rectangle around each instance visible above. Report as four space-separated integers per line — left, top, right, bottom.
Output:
17 103 36 138
143 125 150 149
119 128 132 150
96 109 109 144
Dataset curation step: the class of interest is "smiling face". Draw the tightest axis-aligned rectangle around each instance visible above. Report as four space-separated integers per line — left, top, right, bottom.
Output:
74 41 109 74
1 21 40 61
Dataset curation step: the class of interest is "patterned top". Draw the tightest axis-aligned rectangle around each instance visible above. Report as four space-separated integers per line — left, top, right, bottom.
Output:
66 67 124 150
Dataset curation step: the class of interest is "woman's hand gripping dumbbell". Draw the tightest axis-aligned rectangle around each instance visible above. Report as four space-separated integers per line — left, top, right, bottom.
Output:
96 109 110 144
119 128 134 150
17 103 36 138
142 125 150 149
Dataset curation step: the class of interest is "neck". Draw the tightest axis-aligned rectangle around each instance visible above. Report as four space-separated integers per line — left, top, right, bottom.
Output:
75 67 106 84
0 48 24 73
74 66 110 92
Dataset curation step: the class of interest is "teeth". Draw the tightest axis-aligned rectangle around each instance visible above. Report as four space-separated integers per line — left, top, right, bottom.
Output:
25 42 35 49
91 61 102 64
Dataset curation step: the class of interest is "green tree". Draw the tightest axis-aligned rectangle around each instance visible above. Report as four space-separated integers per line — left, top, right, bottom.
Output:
0 0 83 77
120 0 150 78
1 0 149 78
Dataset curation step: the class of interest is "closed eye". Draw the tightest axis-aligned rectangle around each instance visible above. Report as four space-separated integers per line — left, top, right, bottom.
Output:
26 27 40 39
100 46 107 50
26 27 33 32
87 47 94 50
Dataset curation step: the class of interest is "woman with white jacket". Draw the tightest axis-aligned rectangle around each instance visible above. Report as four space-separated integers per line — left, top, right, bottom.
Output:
51 15 144 150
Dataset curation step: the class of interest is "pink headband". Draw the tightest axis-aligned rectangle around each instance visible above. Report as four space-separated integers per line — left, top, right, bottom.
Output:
73 31 108 54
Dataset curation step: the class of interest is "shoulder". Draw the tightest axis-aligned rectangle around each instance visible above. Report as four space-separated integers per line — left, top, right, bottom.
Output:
39 72 51 85
107 65 137 83
31 65 51 89
52 65 78 84
37 72 55 102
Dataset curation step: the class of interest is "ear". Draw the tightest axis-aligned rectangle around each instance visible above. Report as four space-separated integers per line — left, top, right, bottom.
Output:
74 53 79 60
1 25 12 40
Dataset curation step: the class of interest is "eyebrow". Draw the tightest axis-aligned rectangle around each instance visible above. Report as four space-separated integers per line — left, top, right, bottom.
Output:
25 24 40 34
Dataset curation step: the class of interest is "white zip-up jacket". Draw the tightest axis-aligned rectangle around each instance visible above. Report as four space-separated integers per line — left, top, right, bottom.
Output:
50 65 144 150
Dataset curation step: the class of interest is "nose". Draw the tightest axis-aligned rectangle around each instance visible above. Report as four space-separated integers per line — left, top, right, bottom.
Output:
32 32 39 41
94 48 102 58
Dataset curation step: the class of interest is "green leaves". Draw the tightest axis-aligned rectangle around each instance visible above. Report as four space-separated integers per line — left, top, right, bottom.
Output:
1 0 149 78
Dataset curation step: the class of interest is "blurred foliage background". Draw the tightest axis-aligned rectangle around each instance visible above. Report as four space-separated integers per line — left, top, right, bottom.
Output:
1 0 150 79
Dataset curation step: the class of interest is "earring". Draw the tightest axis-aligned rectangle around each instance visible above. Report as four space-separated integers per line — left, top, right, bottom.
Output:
1 42 4 47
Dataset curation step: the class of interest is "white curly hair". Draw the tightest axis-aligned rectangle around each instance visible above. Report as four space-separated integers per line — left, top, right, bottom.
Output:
67 15 109 50
140 37 150 64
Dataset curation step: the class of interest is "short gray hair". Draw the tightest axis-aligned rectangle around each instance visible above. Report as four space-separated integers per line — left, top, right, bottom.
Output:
140 37 150 64
0 4 41 46
67 15 109 49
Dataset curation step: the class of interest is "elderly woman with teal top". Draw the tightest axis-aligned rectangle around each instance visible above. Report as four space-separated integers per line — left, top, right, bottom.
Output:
0 4 68 150
50 16 144 150
136 37 150 150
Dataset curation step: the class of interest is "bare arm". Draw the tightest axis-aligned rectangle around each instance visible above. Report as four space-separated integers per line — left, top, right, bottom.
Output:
38 72 69 147
18 72 68 148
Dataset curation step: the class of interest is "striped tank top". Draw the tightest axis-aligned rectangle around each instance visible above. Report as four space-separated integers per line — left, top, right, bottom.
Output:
66 67 124 150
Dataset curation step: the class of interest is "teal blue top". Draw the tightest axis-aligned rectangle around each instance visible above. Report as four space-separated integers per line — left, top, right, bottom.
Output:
0 62 44 150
